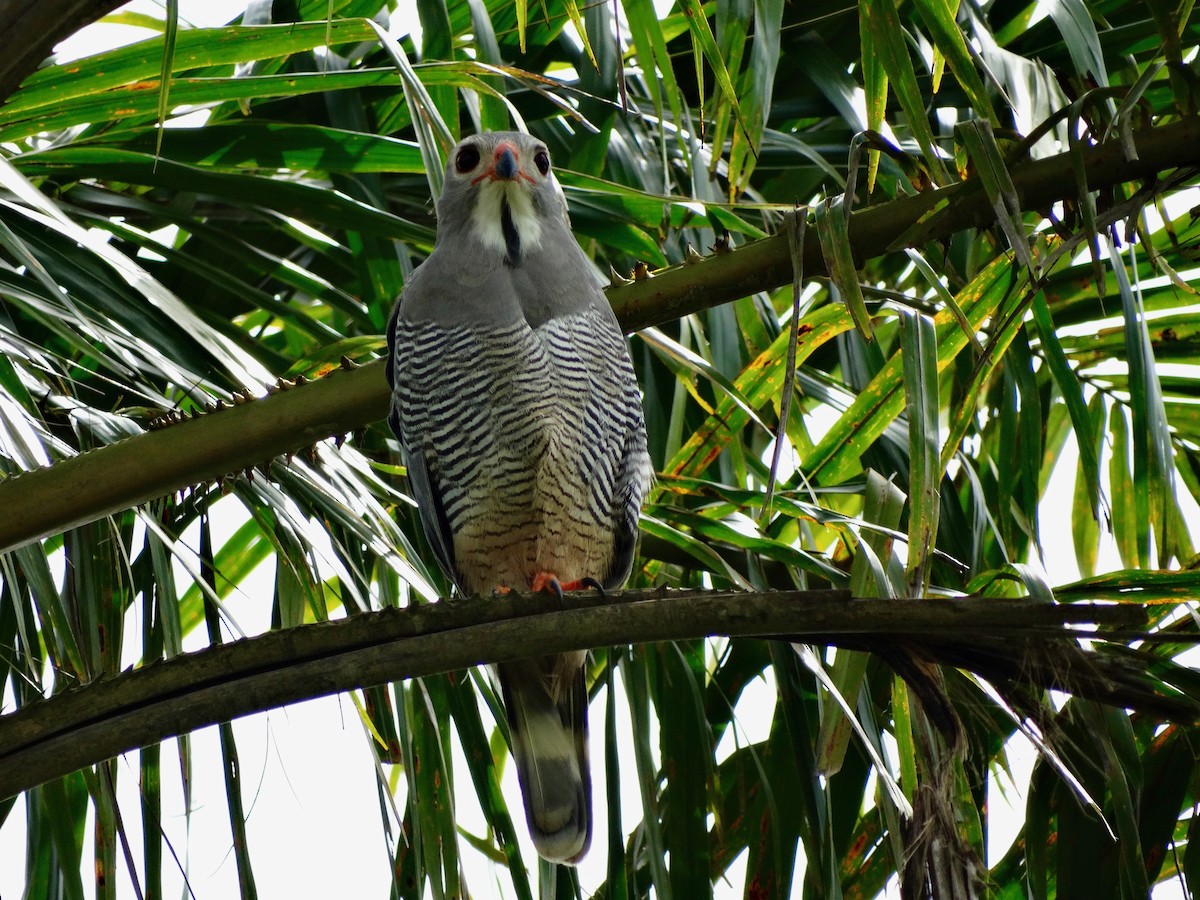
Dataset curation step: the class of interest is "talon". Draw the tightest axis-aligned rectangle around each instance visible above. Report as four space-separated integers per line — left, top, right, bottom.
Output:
531 572 565 600
580 577 607 598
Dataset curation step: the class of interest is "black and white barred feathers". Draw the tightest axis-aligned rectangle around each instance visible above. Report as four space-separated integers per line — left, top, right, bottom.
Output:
385 132 652 864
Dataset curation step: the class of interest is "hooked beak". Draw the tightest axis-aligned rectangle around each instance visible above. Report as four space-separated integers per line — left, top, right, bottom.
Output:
495 144 518 180
473 141 535 185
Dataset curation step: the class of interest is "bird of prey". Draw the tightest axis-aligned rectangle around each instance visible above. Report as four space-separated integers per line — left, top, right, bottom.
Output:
385 131 653 863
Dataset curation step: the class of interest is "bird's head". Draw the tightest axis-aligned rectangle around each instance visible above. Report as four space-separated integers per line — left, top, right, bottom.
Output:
436 131 568 266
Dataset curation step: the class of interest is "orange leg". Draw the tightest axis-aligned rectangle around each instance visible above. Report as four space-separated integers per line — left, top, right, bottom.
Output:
497 575 605 597
530 572 606 598
495 580 574 596
531 571 570 599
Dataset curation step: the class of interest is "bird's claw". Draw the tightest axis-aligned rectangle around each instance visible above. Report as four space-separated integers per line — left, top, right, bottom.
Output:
531 571 565 600
530 573 606 600
580 577 607 598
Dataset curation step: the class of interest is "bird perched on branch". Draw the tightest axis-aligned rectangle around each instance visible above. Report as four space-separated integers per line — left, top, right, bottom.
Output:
386 131 652 863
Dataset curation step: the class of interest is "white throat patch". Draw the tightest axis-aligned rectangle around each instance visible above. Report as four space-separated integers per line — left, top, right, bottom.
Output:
470 180 543 254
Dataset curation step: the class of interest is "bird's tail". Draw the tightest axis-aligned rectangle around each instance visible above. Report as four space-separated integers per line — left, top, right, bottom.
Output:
497 652 591 864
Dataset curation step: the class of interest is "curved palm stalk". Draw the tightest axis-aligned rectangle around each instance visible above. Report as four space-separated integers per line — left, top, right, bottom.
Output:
0 588 1186 800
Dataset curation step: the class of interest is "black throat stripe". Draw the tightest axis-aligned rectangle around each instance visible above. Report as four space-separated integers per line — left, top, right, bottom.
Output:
500 200 521 267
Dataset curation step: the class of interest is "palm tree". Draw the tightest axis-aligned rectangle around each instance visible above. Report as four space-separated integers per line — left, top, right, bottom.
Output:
1 0 1199 897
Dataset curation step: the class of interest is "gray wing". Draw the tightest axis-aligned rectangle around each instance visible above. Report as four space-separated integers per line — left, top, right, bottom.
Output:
603 421 651 589
386 300 462 590
538 306 651 591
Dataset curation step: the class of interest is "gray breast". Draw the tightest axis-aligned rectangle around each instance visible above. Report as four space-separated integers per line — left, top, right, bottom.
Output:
390 306 646 590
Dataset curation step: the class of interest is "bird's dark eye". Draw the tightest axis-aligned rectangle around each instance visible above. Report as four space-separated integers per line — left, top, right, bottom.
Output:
534 149 551 176
455 144 480 173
